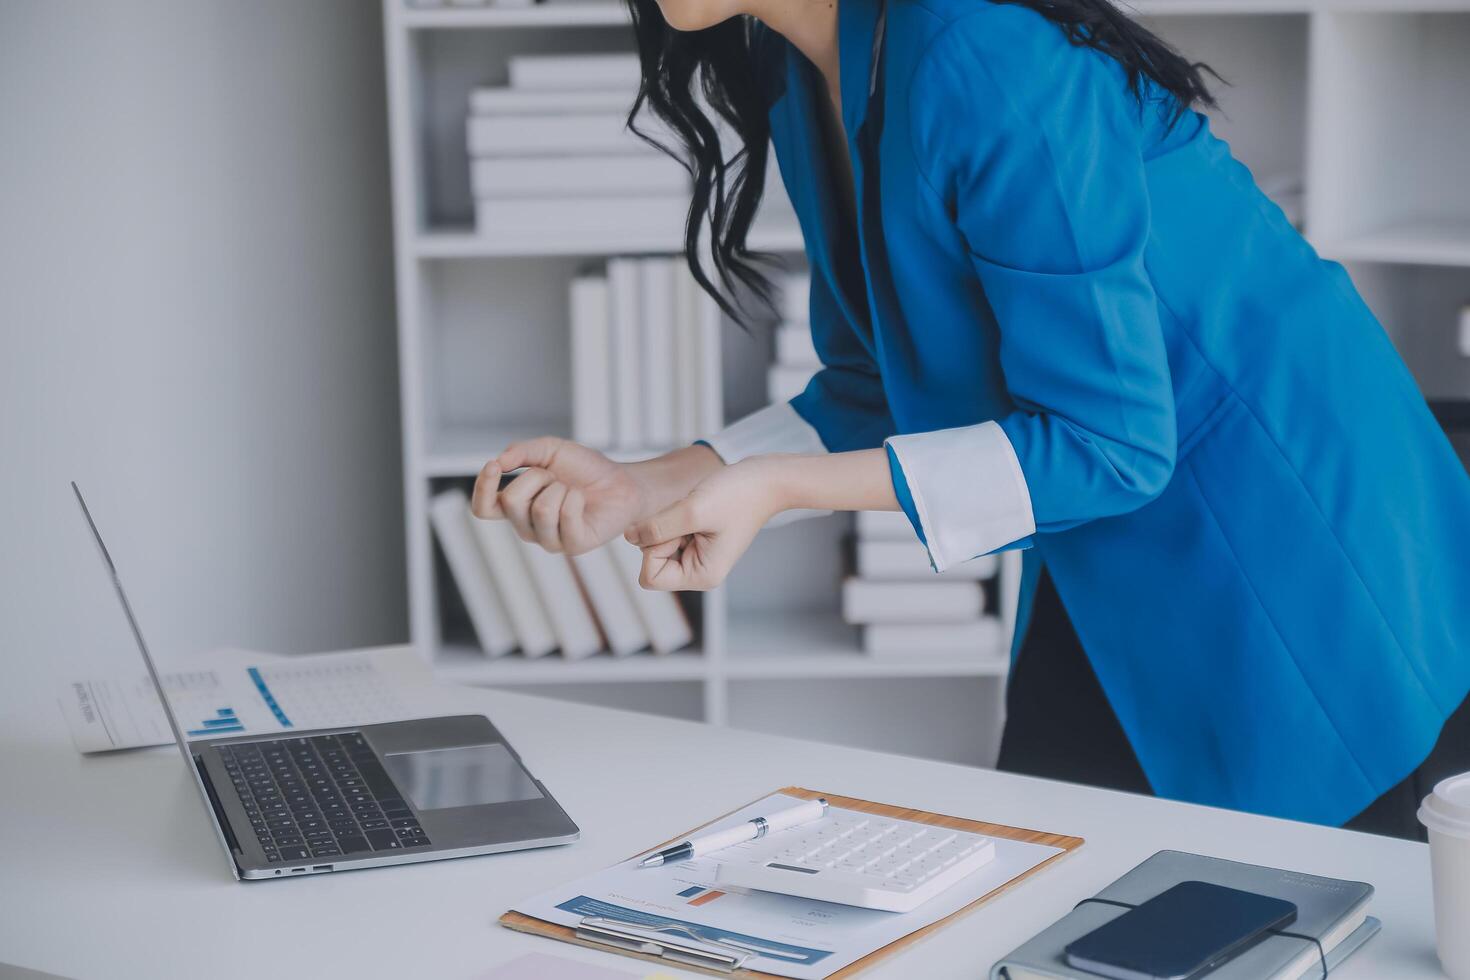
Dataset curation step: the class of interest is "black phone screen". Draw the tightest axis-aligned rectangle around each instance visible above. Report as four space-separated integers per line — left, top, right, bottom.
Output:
1064 880 1298 980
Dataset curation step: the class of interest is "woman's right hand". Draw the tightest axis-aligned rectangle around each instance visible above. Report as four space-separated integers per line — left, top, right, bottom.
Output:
471 437 644 556
470 437 724 556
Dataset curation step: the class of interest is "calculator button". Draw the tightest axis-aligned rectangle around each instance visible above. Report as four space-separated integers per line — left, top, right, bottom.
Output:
718 812 997 912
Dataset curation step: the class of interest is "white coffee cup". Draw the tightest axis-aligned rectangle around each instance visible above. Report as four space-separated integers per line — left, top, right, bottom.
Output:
1420 773 1470 980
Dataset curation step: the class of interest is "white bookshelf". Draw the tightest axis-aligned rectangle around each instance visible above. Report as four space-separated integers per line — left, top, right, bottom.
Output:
382 0 1470 767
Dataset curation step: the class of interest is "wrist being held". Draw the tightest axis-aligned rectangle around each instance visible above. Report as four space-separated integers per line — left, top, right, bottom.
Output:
624 443 726 520
624 454 799 591
468 437 728 558
624 448 900 592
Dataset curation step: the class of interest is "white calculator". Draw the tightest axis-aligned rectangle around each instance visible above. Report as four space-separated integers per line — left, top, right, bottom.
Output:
715 808 996 912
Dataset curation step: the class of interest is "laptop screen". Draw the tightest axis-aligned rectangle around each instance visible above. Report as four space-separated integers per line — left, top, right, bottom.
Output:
72 482 237 870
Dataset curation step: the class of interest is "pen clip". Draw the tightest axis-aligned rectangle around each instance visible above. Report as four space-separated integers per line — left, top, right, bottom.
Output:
575 916 751 973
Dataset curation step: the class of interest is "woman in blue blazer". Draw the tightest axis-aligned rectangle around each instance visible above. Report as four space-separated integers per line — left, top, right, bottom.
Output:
472 0 1470 837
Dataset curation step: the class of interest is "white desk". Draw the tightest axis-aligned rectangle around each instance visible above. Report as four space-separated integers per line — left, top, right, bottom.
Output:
0 646 1444 979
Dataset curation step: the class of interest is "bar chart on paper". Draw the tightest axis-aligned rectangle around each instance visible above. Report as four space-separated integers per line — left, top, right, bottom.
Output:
188 707 244 738
58 648 437 754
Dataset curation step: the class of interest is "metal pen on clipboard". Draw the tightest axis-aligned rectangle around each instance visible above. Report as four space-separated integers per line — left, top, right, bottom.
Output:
638 798 829 868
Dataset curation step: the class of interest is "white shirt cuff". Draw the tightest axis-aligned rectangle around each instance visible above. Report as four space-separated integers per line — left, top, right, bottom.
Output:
702 402 828 463
884 421 1036 573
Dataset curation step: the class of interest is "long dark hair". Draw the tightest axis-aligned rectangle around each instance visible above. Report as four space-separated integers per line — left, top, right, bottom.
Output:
626 0 1218 321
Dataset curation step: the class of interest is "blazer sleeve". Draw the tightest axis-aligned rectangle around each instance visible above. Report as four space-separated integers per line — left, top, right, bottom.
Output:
705 264 896 463
889 10 1178 570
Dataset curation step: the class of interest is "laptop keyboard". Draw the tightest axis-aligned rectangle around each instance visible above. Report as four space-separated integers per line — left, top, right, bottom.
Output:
218 733 431 864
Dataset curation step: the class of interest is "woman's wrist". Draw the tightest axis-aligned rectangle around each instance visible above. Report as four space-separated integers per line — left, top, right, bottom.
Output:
625 443 726 519
760 448 901 514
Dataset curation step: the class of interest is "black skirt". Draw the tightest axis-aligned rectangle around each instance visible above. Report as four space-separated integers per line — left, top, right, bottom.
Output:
996 566 1470 841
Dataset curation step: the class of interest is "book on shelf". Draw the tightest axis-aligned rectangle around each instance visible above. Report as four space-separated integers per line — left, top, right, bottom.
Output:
862 618 1005 658
467 113 668 157
672 259 703 445
512 534 604 660
466 58 694 240
507 52 642 92
570 274 615 449
856 539 998 581
639 257 678 447
567 259 713 452
608 538 695 654
474 195 689 245
767 363 818 404
470 155 689 199
429 489 516 657
468 87 632 116
694 266 724 437
469 515 558 658
569 546 650 656
841 578 986 625
607 257 644 450
856 508 918 541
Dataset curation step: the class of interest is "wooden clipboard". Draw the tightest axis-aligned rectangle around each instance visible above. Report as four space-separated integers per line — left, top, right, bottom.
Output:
499 786 1084 979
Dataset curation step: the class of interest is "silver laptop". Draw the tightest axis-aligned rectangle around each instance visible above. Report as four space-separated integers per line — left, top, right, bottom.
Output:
73 482 579 880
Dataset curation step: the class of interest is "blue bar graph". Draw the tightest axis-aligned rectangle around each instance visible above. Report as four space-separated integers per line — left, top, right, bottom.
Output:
187 706 243 737
248 668 292 727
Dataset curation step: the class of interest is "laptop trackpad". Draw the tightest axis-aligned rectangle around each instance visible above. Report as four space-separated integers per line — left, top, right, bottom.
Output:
382 743 543 810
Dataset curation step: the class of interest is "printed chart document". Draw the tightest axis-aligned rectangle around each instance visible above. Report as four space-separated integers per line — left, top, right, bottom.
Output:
58 646 437 754
510 792 1064 979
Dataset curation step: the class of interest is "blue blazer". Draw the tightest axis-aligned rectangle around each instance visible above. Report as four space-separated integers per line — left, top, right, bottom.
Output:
762 0 1470 824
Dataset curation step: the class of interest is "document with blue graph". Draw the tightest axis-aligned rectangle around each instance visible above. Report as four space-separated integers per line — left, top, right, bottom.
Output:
509 791 1067 979
58 647 434 754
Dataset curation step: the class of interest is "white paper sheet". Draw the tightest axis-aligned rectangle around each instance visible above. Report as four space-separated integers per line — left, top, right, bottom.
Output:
58 647 436 754
512 792 1065 979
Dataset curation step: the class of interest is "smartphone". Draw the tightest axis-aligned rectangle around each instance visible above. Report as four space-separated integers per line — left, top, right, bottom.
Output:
1063 880 1297 980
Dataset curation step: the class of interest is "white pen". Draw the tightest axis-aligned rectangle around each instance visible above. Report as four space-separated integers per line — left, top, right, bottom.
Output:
638 798 829 868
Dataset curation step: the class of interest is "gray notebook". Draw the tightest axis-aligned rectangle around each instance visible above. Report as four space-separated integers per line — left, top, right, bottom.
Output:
991 850 1380 980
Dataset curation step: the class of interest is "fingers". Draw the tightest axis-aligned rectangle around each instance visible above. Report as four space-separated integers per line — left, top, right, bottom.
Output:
530 480 569 553
558 488 591 555
639 536 694 591
626 500 697 548
498 467 555 543
495 436 562 474
470 461 503 518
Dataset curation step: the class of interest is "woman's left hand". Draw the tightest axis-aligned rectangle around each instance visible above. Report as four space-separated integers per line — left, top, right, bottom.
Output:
625 456 789 591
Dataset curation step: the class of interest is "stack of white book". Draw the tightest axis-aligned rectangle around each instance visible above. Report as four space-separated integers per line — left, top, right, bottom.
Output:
570 257 722 451
467 53 691 244
843 511 1005 658
430 488 695 659
767 272 820 404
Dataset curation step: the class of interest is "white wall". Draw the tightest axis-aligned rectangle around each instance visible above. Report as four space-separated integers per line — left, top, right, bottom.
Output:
0 0 406 675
